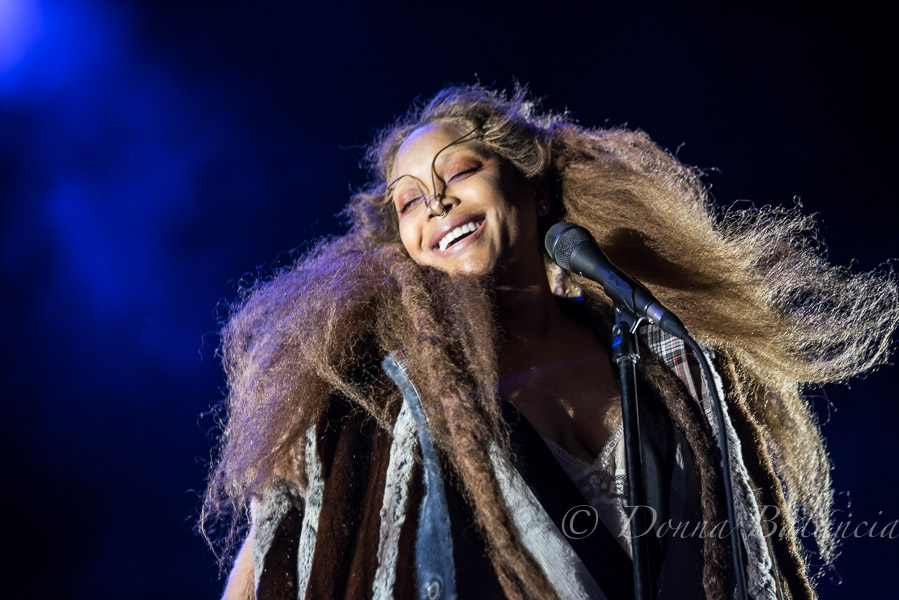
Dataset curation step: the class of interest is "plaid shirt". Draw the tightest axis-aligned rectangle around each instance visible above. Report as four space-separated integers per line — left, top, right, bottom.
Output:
639 321 781 600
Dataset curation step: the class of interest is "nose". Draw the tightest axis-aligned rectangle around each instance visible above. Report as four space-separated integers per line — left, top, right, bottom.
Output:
425 190 450 219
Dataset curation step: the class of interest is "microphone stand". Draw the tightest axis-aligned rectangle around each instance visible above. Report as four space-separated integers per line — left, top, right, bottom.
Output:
546 222 748 599
609 304 653 600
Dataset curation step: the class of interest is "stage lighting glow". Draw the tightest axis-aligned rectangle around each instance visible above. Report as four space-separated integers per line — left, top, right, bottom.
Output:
0 0 43 73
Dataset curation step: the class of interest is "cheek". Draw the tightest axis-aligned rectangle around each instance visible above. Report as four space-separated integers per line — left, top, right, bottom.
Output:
398 219 423 259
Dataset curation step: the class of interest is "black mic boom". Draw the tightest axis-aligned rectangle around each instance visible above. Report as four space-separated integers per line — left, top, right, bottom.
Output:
544 222 687 338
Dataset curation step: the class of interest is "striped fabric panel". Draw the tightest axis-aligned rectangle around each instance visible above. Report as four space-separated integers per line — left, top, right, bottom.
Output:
250 425 320 599
488 440 608 600
252 480 297 594
296 426 323 598
381 353 458 600
372 400 419 599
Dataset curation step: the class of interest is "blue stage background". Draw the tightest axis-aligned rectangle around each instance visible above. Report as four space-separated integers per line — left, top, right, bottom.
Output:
2 1 896 597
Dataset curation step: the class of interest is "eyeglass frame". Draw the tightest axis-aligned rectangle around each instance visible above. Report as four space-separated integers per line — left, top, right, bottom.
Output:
384 125 484 219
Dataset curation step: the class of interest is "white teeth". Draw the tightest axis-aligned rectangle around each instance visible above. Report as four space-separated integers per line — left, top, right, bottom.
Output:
438 221 482 251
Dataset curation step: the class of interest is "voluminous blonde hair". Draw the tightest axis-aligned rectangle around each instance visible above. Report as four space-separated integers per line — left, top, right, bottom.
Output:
202 84 898 598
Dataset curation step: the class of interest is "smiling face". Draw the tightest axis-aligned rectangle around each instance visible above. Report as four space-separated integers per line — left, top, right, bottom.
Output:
389 123 546 285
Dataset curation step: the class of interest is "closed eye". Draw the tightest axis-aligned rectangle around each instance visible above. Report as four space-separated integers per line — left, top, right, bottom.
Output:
398 193 424 214
447 166 480 182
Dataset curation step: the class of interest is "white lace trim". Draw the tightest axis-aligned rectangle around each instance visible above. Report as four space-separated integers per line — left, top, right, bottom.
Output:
541 425 632 557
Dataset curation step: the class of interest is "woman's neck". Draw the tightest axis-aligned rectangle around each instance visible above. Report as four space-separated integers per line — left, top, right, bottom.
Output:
493 278 595 373
495 281 564 341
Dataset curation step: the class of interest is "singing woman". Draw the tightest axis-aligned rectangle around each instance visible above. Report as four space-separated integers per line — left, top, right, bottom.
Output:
201 84 898 599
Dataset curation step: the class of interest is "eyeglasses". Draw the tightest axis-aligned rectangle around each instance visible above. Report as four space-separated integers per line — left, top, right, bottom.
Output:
385 126 483 219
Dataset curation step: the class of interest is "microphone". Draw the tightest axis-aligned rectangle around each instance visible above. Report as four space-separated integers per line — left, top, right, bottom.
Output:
545 222 687 338
546 222 750 598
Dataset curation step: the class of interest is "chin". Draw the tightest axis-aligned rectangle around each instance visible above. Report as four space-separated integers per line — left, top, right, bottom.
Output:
448 258 498 278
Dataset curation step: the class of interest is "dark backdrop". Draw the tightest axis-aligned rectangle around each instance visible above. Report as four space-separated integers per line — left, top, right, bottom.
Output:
2 1 896 597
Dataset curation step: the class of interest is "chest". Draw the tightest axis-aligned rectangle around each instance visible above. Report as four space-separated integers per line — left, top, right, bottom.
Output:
499 354 622 464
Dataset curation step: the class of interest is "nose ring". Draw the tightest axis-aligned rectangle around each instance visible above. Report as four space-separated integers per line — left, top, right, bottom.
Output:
426 192 449 219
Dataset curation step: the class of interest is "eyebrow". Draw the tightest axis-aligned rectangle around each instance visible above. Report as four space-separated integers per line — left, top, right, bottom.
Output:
433 143 490 172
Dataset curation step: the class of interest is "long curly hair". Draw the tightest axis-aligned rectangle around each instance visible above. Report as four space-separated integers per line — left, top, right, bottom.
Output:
201 84 899 598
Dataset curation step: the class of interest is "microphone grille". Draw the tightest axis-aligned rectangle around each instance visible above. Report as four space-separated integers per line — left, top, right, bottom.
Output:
545 222 592 270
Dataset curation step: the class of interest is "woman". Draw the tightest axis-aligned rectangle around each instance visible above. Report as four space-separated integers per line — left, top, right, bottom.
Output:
201 85 899 599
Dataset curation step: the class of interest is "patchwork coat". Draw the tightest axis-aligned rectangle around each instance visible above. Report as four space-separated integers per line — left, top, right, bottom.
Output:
248 324 789 600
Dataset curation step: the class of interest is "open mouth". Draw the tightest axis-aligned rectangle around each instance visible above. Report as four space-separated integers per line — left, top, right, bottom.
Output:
437 220 483 251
